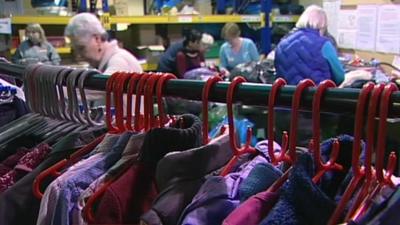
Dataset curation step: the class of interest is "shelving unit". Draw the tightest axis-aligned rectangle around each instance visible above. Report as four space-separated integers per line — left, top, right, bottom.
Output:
9 0 299 64
11 14 298 25
10 47 71 55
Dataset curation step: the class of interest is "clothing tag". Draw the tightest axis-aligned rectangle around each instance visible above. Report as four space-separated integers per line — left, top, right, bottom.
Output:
0 18 11 34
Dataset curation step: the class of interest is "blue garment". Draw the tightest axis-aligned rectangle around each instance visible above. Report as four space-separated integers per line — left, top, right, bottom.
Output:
259 135 367 225
275 28 343 85
238 140 283 202
12 40 61 65
209 116 258 147
219 38 260 71
238 163 283 202
259 152 337 225
51 132 133 225
178 143 277 225
319 135 366 199
321 42 345 84
157 41 184 75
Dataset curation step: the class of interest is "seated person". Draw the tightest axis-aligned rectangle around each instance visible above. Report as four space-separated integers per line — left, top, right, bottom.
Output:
274 5 344 85
158 29 211 78
219 23 260 76
176 33 214 78
12 23 61 65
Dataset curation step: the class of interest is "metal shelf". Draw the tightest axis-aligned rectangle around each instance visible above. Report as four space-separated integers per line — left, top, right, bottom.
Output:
10 47 71 54
11 16 72 25
11 15 261 25
271 15 299 23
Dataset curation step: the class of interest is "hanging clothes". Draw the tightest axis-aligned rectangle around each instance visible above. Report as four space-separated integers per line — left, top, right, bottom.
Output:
0 143 51 193
36 133 121 225
92 114 203 224
0 127 107 225
177 140 282 225
140 133 233 225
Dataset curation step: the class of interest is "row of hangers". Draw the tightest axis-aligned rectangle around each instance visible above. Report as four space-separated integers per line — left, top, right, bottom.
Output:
19 66 399 224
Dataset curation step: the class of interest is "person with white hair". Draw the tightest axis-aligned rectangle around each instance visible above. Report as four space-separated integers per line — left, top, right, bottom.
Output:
12 23 61 65
65 13 142 75
274 5 344 85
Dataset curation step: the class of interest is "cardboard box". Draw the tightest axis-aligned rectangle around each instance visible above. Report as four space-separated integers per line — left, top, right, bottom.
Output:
194 0 212 15
113 0 144 16
135 45 165 64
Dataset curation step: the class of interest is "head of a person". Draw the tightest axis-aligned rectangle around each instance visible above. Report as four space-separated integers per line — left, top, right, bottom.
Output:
64 13 109 67
295 5 328 36
182 29 203 51
221 23 241 45
200 33 214 52
26 23 46 45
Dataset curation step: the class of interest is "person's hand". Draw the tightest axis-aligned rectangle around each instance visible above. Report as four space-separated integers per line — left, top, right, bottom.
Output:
220 68 230 80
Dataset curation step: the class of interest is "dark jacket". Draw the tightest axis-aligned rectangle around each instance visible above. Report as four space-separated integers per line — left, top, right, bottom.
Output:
275 28 331 85
140 134 232 225
157 41 185 75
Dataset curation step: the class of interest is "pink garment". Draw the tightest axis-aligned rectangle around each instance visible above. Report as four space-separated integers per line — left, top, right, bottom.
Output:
0 143 51 192
0 148 30 176
222 191 279 225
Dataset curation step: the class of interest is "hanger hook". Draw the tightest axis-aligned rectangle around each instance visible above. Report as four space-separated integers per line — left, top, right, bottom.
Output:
156 73 176 127
226 76 255 155
288 79 315 162
202 75 222 144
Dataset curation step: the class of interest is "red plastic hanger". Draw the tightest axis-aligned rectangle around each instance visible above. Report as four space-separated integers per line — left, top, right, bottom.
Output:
105 72 123 133
144 73 162 130
288 79 316 162
114 72 131 132
134 73 150 132
267 79 315 193
156 73 176 127
327 82 375 225
375 83 398 186
82 73 162 223
220 76 257 176
267 78 290 165
349 83 399 221
202 76 222 144
126 72 143 131
344 83 385 219
32 72 124 199
311 80 343 184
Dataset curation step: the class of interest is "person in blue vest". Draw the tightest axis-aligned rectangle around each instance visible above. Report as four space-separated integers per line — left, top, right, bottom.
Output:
274 5 345 85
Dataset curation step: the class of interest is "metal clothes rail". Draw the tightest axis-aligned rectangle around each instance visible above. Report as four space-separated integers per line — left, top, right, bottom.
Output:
1 61 400 116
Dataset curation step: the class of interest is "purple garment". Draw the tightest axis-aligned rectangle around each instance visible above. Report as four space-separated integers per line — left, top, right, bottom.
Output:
0 147 29 176
222 191 279 225
183 68 217 80
178 141 278 225
0 143 51 193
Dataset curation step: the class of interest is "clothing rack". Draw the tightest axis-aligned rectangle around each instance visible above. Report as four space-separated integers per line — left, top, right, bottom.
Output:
1 61 400 117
